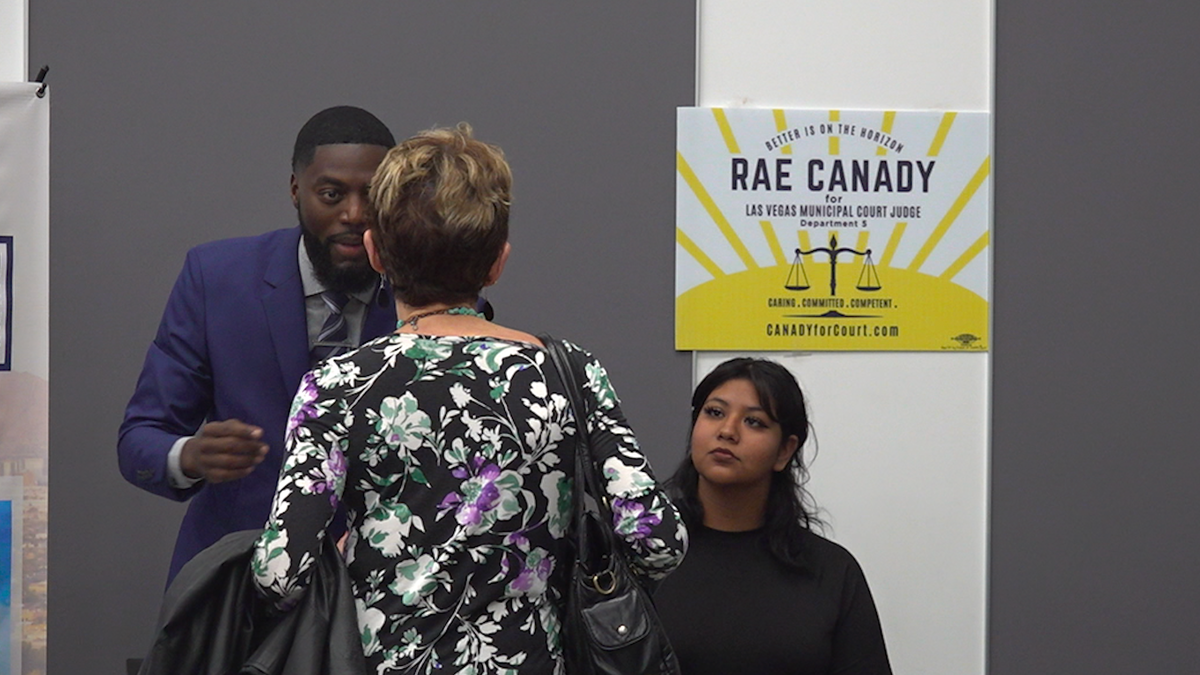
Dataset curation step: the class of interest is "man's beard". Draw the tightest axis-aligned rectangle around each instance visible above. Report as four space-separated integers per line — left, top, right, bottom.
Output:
301 226 378 294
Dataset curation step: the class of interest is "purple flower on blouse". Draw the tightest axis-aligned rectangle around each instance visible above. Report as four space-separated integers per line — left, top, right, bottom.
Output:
438 492 462 513
612 498 661 539
301 447 345 508
287 371 320 438
509 550 553 594
321 448 346 508
455 463 502 526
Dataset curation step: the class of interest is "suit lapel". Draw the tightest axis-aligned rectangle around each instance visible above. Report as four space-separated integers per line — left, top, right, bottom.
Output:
262 230 309 395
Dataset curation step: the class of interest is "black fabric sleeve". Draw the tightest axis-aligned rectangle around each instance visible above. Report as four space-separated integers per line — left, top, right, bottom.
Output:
829 555 893 675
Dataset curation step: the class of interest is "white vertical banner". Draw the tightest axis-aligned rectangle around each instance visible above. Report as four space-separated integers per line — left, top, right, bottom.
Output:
695 2 991 673
0 83 49 675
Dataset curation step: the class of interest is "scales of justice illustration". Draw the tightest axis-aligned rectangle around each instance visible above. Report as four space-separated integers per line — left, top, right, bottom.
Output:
784 234 883 317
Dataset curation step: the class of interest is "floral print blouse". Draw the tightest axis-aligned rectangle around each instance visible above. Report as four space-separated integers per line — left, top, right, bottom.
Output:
252 335 687 675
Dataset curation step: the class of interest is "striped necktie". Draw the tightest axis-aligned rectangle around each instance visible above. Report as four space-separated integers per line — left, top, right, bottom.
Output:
310 290 351 366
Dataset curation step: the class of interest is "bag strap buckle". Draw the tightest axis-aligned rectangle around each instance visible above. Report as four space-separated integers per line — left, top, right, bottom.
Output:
591 570 617 595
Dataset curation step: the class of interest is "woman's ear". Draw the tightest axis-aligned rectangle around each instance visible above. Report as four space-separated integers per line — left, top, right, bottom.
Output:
364 229 385 274
289 173 299 208
485 242 512 286
774 434 800 472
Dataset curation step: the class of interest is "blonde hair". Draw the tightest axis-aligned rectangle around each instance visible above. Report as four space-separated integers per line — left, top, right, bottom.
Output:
368 123 511 306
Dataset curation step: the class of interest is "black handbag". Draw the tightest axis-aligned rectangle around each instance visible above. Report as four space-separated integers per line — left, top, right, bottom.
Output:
542 337 681 675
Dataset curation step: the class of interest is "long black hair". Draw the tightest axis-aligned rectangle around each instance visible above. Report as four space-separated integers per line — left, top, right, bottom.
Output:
667 357 822 571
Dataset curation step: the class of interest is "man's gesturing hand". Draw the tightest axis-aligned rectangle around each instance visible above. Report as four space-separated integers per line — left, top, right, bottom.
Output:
180 419 269 483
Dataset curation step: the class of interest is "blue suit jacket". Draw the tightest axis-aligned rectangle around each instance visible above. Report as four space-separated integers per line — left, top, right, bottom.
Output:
119 227 396 582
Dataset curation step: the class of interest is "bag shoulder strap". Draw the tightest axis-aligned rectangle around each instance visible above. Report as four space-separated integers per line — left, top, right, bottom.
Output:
540 336 616 562
541 336 599 487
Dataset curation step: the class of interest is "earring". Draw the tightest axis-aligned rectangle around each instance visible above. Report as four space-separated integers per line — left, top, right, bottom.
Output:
475 293 495 321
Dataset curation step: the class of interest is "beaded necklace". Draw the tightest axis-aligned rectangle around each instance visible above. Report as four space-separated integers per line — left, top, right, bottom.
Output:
396 306 485 331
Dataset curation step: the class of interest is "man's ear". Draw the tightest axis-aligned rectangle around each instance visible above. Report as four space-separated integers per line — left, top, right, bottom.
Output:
485 242 512 286
774 434 800 472
364 229 385 274
289 173 300 208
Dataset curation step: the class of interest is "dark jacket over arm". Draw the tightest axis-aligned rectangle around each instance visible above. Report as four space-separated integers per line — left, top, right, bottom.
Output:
139 529 365 675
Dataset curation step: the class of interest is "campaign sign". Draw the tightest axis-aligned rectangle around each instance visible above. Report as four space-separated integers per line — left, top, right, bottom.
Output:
676 108 990 351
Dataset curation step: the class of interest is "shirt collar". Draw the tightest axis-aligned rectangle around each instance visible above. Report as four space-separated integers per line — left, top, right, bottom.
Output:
297 237 378 305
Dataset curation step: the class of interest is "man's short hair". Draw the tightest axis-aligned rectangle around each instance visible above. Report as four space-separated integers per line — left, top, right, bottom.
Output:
368 123 511 307
292 106 396 172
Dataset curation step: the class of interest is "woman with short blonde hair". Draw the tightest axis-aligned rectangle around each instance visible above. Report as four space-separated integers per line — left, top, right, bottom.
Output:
252 124 687 674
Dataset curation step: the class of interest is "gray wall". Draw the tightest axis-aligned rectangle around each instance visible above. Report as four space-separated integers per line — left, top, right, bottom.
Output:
29 3 695 672
991 2 1200 673
29 0 1200 673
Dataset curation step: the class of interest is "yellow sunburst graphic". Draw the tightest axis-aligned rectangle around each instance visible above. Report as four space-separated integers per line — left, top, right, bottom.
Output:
677 261 988 351
676 108 990 351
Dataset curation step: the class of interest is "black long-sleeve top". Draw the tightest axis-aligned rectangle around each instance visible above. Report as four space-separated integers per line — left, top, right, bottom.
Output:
655 525 892 675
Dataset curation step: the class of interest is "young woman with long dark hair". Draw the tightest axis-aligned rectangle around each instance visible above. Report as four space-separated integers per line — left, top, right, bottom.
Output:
655 357 891 675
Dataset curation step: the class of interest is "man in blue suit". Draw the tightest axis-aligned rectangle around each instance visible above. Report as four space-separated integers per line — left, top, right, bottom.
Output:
119 106 398 583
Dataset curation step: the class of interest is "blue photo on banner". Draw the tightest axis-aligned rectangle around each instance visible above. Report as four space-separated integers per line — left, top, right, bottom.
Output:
0 499 11 675
0 236 10 371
